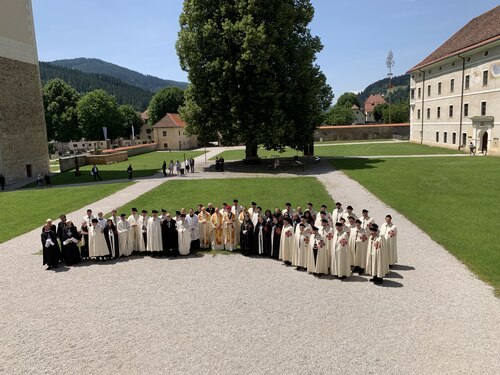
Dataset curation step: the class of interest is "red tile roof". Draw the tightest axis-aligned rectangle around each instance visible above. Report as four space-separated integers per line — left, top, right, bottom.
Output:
409 5 500 71
152 113 186 128
364 94 386 113
140 110 149 121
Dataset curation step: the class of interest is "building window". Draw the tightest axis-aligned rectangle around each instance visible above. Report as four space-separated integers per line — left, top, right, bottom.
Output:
162 131 167 136
462 133 467 146
444 132 448 143
163 143 168 148
417 109 421 119
438 82 442 95
484 50 489 56
452 133 456 145
450 78 455 92
426 108 430 119
427 85 431 97
437 107 441 118
179 131 181 135
465 75 470 89
436 132 439 142
449 105 453 118
418 87 421 99
464 103 469 117
481 101 487 116
483 71 488 86
410 89 415 99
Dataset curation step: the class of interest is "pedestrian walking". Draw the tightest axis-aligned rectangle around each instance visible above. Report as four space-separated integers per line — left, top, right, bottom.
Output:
127 164 133 180
91 165 102 181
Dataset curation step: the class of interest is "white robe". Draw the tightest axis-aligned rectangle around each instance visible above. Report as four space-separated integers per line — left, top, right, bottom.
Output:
320 226 334 269
381 223 398 266
366 235 387 278
279 224 294 262
361 216 375 231
89 224 108 257
186 214 200 241
342 211 358 221
117 219 132 256
297 232 310 268
332 208 344 224
177 220 191 255
128 214 145 251
332 230 351 277
313 233 328 275
147 217 163 252
349 227 368 269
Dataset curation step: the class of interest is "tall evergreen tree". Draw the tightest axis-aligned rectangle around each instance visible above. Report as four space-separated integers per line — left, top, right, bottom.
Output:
42 79 81 141
177 0 332 158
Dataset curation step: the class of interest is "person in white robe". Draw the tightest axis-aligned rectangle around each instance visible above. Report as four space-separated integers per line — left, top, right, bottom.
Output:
117 214 132 256
231 200 243 245
314 210 329 229
349 219 368 274
332 222 351 278
279 217 294 264
331 202 344 224
313 227 328 275
360 209 375 231
248 202 257 217
198 207 212 249
88 219 109 259
306 226 319 273
320 218 334 270
380 215 398 268
223 207 237 251
283 203 295 218
342 205 358 222
138 210 150 251
109 209 119 226
97 212 107 229
366 225 387 284
254 215 265 255
177 214 191 255
147 210 163 255
298 226 311 269
187 208 200 250
291 222 303 266
306 203 317 221
83 209 95 227
127 208 144 252
251 206 262 227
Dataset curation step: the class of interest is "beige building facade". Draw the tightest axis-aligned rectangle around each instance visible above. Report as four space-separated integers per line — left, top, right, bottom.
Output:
151 113 198 150
408 6 500 155
0 0 49 184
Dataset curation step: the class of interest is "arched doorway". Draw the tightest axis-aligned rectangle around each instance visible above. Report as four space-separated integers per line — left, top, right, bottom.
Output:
481 131 488 154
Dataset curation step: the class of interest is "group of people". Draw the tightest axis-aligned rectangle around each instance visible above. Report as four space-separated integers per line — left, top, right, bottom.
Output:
41 201 398 284
162 158 195 177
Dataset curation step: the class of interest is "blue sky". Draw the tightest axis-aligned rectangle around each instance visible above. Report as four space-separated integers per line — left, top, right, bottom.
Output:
32 0 498 101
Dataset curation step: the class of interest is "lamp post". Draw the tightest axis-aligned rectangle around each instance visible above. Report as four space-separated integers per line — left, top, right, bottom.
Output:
386 50 395 124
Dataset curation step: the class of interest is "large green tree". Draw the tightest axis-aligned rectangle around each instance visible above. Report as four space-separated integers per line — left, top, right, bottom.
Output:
324 106 354 126
147 86 185 125
382 102 409 124
76 89 123 141
42 78 81 141
118 104 143 138
176 0 332 158
335 92 360 109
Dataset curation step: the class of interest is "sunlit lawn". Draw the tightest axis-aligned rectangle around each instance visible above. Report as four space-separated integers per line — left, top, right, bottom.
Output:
0 182 131 244
212 142 464 160
331 156 500 295
30 151 204 186
116 177 334 216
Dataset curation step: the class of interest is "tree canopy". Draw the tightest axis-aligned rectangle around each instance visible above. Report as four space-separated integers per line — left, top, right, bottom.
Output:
147 86 185 125
118 104 143 139
42 79 81 141
176 0 332 157
335 92 360 109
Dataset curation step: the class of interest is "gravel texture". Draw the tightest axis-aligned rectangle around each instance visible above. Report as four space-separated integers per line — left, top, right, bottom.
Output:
0 152 499 374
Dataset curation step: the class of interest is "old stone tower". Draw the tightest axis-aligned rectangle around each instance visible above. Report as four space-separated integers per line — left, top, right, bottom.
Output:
0 0 49 185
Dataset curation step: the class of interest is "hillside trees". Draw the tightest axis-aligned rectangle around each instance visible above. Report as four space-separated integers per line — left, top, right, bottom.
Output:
147 87 185 125
176 0 332 158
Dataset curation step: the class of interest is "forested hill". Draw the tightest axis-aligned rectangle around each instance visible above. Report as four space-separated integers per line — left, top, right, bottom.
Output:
357 73 410 106
39 62 154 110
48 57 188 92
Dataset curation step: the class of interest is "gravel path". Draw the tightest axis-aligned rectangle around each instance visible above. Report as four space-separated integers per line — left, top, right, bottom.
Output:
0 154 499 374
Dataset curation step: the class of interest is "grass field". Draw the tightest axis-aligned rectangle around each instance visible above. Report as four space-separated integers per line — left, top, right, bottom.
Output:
331 156 500 295
0 182 131 244
212 142 463 160
116 177 334 215
28 151 204 187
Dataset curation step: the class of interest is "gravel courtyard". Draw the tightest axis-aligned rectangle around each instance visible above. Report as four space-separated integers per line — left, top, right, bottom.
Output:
0 158 499 374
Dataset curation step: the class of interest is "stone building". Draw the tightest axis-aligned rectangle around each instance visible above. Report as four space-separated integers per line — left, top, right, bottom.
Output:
408 5 500 155
351 105 366 124
152 113 198 150
0 0 49 184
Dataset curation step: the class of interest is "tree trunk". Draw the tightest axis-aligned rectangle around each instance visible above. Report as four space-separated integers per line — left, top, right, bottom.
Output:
244 143 259 164
303 141 314 156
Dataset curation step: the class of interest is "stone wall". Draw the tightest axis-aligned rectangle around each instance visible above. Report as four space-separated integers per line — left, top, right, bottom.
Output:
0 56 49 184
59 155 87 173
86 152 128 165
314 123 410 142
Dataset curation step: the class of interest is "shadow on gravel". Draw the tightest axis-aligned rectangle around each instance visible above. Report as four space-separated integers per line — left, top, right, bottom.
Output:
390 264 415 271
376 280 403 288
341 275 368 282
386 271 404 279
52 265 70 273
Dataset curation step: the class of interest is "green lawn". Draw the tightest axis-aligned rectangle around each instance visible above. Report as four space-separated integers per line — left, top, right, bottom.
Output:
331 156 500 295
31 151 203 187
0 182 131 244
315 139 398 145
212 143 464 160
116 177 334 215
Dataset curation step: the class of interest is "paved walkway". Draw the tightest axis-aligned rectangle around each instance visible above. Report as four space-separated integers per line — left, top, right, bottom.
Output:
0 150 499 374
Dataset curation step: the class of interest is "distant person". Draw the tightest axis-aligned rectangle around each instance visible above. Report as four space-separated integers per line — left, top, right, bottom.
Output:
127 164 133 180
469 142 476 156
91 165 102 181
175 160 181 175
185 159 190 173
0 173 5 191
169 160 174 175
74 156 81 176
36 173 44 188
44 173 52 187
190 157 195 173
162 161 167 177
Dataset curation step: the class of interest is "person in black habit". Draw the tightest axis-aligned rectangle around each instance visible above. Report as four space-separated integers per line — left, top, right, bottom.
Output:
80 220 90 259
240 212 254 256
162 161 167 177
41 220 59 270
270 215 282 259
161 212 179 257
60 220 82 265
56 214 68 262
103 219 120 259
